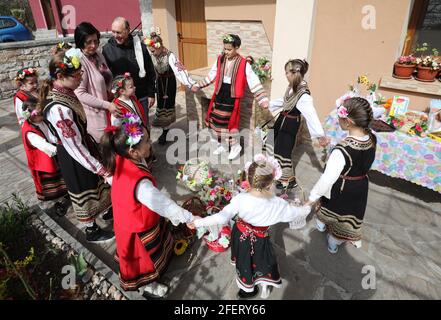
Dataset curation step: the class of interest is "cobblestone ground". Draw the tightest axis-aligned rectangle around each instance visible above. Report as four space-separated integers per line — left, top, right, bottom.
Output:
1 92 440 300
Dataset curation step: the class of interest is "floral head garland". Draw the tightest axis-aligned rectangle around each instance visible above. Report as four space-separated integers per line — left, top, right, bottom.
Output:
55 48 81 74
15 68 39 82
121 113 144 148
144 38 161 49
111 72 131 95
222 34 234 43
245 154 282 181
22 107 40 121
57 41 71 50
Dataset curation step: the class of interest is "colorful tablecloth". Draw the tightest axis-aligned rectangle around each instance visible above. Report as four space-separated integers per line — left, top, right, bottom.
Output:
324 110 441 193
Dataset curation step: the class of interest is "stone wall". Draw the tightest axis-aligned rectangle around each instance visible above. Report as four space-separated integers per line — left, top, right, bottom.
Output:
206 20 273 66
0 34 111 100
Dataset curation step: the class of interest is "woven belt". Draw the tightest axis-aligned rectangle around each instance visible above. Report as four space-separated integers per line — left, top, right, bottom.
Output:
236 219 269 256
281 112 300 120
339 174 367 181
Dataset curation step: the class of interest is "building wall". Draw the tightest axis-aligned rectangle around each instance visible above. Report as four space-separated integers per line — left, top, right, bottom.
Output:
270 0 317 100
206 21 272 66
204 0 276 46
308 0 429 120
152 0 179 55
0 36 111 99
29 0 142 35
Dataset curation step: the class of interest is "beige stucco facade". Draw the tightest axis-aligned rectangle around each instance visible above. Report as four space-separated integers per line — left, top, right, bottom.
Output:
150 0 440 120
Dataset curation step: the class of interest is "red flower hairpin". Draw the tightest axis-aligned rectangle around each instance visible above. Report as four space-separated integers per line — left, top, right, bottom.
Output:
104 125 118 134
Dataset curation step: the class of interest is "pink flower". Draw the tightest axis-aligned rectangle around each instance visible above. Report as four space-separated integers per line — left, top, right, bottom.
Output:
240 181 250 190
415 124 422 132
337 105 348 118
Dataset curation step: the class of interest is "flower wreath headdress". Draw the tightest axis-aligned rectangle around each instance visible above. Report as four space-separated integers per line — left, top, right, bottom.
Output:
244 154 282 181
144 28 161 49
55 48 82 74
22 108 40 121
15 68 39 81
111 72 131 94
121 112 144 148
222 34 234 43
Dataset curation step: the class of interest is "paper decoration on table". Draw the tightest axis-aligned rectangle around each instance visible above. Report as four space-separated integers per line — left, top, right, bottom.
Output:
428 99 441 133
389 96 410 117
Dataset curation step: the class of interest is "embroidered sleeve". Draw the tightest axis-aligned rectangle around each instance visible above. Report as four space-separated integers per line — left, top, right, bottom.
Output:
197 60 217 88
169 53 197 89
245 63 269 106
135 178 194 225
26 132 57 157
309 149 346 201
47 104 105 175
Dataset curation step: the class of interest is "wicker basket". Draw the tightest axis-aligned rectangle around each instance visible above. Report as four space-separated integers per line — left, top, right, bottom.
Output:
279 179 310 230
181 159 211 192
171 197 206 244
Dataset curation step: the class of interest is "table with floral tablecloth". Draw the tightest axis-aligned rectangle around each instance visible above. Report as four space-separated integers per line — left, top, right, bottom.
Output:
324 110 441 193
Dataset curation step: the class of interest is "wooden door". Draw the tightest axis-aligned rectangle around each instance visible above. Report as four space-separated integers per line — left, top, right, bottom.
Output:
175 0 208 71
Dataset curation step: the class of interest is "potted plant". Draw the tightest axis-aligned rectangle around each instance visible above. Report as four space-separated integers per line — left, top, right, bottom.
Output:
413 43 440 82
393 55 417 79
415 55 440 82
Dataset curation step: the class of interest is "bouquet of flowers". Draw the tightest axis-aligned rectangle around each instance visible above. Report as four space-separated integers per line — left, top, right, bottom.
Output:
249 56 272 83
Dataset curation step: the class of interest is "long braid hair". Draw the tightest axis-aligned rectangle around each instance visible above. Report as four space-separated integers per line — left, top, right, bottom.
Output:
343 97 377 145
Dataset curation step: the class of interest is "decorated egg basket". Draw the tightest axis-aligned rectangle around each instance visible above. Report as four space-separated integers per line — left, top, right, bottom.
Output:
171 196 206 256
177 159 213 192
201 206 232 253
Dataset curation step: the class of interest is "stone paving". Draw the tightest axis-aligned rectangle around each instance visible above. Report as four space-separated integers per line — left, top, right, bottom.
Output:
1 93 440 300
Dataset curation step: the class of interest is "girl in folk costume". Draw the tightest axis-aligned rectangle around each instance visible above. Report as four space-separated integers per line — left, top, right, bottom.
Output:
193 34 269 160
21 97 69 215
144 30 197 145
109 73 156 169
110 73 147 126
42 49 114 243
307 97 377 254
101 113 195 297
267 59 329 190
14 67 39 126
188 154 311 299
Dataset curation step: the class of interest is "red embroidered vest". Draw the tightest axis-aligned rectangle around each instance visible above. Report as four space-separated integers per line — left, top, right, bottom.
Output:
114 97 147 127
213 55 248 98
111 155 160 233
21 121 58 173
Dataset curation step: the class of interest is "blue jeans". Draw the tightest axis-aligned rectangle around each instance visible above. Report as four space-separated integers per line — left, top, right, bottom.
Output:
138 96 150 127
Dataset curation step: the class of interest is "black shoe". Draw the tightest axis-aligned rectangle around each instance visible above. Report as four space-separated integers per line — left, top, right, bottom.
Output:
54 202 67 217
237 287 259 299
85 224 115 243
158 129 169 145
102 208 113 221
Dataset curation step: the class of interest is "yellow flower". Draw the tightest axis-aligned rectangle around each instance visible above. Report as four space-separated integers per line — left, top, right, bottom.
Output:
174 239 188 256
71 55 81 69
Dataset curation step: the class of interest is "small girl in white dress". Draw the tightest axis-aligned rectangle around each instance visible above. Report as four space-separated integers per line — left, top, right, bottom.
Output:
188 154 311 299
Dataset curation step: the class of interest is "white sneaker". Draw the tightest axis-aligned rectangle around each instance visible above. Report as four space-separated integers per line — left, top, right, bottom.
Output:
213 144 227 155
316 219 326 232
228 144 242 160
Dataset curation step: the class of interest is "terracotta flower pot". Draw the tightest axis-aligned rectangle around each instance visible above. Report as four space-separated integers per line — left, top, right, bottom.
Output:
393 63 416 79
415 65 439 82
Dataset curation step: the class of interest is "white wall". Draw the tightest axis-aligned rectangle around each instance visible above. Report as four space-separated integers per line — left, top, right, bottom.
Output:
270 0 316 99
